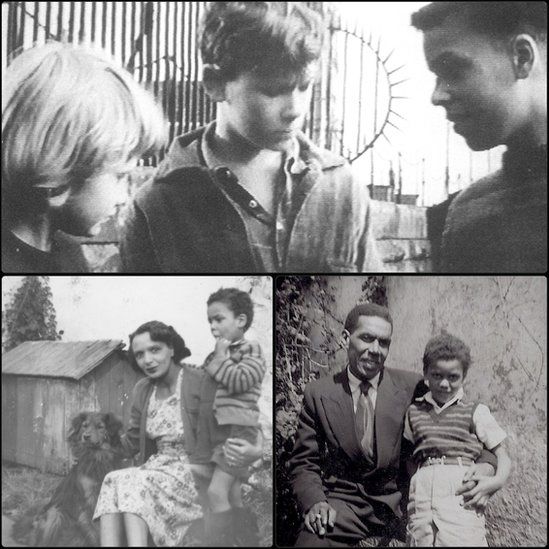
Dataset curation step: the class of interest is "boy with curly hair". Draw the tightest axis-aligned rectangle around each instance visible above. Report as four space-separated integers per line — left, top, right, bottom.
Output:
404 333 511 546
192 288 266 546
121 1 380 273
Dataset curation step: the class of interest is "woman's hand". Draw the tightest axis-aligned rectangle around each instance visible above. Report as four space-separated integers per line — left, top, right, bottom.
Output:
223 436 263 468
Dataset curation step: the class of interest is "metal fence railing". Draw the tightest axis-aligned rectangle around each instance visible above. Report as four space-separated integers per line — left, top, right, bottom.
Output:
2 2 396 178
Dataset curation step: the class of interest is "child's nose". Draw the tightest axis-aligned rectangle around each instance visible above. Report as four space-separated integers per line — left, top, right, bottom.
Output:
439 378 450 389
283 89 306 121
431 78 452 106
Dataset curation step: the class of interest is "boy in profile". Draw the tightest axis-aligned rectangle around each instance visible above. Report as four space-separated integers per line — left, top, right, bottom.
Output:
412 2 547 272
121 1 380 273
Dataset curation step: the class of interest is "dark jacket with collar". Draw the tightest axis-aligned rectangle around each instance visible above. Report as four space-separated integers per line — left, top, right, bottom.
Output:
122 364 204 465
290 367 423 521
120 126 380 273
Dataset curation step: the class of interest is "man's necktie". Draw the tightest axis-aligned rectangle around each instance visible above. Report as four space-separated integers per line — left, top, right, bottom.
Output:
355 380 375 463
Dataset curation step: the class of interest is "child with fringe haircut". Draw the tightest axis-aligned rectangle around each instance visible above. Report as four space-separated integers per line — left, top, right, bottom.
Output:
2 41 166 273
404 333 511 546
121 1 380 273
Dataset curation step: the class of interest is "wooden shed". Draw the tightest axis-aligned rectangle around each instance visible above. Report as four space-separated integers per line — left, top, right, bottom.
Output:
1 340 144 474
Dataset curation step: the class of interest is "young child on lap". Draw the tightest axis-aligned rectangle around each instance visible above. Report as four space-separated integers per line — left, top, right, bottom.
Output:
193 288 266 546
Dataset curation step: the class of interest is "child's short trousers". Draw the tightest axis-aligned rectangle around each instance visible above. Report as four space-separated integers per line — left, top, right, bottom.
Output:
407 461 488 547
211 424 259 479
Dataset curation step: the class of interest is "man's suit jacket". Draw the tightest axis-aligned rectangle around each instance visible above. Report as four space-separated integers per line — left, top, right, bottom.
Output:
290 366 423 522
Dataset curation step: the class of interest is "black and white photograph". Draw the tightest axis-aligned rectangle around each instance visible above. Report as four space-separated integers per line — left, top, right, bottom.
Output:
2 1 546 273
1 1 548 548
2 275 273 546
275 275 547 547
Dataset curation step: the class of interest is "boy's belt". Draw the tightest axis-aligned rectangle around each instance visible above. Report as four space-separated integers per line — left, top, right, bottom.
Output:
420 456 474 468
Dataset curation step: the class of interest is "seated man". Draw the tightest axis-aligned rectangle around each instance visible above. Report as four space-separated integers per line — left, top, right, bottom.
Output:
290 303 498 546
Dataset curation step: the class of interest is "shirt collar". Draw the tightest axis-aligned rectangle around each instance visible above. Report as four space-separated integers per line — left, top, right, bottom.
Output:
416 386 465 412
229 338 246 348
347 366 381 392
202 121 301 175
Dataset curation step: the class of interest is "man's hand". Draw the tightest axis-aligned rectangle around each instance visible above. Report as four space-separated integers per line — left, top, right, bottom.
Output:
223 437 262 467
304 501 336 536
214 337 231 358
456 462 496 511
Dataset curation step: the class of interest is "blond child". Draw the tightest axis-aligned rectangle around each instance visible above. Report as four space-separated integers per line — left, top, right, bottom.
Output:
2 41 166 272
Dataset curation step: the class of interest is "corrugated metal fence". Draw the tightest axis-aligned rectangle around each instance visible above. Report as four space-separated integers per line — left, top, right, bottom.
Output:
3 2 393 165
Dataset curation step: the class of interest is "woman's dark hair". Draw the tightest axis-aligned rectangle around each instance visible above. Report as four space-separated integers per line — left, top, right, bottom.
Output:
423 333 472 376
128 320 191 368
207 287 254 331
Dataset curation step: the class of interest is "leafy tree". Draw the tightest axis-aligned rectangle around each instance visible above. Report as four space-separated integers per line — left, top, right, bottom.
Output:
3 276 61 351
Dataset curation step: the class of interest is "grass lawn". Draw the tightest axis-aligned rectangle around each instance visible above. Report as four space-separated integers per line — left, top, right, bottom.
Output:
2 460 273 547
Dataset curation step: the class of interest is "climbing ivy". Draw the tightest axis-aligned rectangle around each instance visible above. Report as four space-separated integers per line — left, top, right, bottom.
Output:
275 275 387 545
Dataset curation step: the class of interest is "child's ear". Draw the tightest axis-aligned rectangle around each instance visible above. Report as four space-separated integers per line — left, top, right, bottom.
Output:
510 34 537 79
202 64 227 102
237 313 247 329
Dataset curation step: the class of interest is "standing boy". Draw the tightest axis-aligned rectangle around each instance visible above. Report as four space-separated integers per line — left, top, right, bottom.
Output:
121 1 380 272
404 334 511 546
412 2 547 272
290 304 498 546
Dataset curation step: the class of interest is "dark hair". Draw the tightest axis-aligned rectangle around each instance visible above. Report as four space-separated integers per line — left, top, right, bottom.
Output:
423 333 471 376
207 287 254 331
200 1 324 80
411 2 547 42
344 303 393 334
128 321 191 368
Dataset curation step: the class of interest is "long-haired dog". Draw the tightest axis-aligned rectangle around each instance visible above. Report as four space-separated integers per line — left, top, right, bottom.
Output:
13 412 124 547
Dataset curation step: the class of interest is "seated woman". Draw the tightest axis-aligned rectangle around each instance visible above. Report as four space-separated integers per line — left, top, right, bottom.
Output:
94 321 263 547
1 41 166 272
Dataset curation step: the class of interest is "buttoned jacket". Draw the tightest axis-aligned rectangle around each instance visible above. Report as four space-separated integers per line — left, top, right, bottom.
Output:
290 367 423 519
120 125 380 273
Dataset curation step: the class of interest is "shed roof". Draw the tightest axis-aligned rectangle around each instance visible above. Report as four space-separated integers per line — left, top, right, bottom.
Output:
2 340 125 380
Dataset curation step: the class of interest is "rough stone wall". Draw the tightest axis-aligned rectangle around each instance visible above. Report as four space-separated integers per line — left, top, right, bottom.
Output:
385 276 547 433
81 196 435 272
369 201 432 272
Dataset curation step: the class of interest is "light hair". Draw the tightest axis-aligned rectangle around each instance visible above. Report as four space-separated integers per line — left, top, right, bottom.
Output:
2 41 167 216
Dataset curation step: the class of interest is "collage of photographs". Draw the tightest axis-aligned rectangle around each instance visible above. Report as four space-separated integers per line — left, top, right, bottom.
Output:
1 1 546 548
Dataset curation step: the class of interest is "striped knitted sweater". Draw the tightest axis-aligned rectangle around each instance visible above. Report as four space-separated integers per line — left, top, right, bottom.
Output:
204 338 266 427
408 399 483 464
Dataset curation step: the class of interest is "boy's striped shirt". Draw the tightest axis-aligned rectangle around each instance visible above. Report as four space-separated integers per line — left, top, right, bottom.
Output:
204 339 266 426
